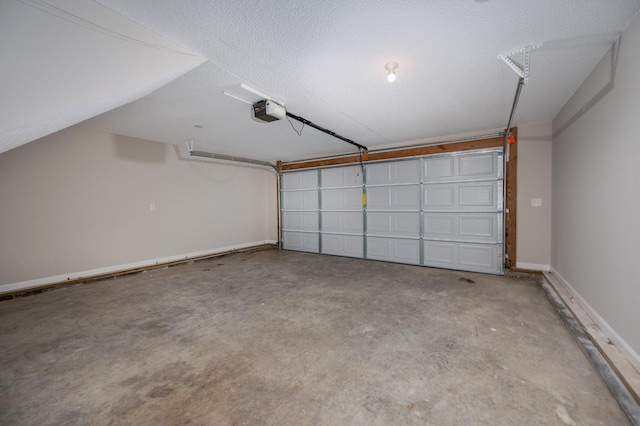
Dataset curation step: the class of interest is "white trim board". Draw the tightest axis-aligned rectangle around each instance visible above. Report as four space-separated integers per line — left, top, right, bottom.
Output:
0 240 277 295
516 262 550 271
545 268 640 400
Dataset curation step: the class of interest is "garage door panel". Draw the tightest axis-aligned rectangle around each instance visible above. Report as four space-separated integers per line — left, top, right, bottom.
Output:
322 187 362 210
368 185 420 210
459 215 496 240
283 231 319 253
424 181 499 211
322 211 363 233
424 215 455 237
424 213 500 243
394 186 420 208
283 211 318 231
321 165 362 187
424 153 498 182
282 170 317 189
459 184 494 207
367 212 420 237
367 213 391 234
459 244 497 269
366 186 389 209
423 241 501 273
322 234 363 258
367 160 420 185
282 190 318 210
367 237 420 265
424 157 455 180
458 153 497 178
424 186 455 207
424 241 456 265
366 163 389 185
395 214 421 235
391 160 421 183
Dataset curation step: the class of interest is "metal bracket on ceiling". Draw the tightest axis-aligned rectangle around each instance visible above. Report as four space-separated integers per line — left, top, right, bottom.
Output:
498 43 542 85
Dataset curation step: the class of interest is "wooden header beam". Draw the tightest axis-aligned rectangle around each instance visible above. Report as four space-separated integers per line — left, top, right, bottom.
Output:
279 137 504 171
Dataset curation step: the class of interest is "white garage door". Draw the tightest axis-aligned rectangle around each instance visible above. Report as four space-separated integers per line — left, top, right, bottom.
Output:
280 148 504 274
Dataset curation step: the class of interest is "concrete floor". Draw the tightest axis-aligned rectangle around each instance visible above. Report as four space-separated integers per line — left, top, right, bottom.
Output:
0 249 629 425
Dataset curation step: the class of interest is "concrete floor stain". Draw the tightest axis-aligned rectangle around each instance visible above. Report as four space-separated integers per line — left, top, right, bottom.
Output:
0 249 631 425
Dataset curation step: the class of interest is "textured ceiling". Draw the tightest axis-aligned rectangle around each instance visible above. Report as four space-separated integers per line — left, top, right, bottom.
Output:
0 0 206 154
4 0 640 161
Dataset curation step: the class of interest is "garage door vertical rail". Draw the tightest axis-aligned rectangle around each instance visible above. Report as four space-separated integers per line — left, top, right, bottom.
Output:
317 169 323 254
362 164 368 260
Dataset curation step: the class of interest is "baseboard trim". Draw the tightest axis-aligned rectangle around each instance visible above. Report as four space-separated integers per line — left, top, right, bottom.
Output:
0 240 278 298
544 268 640 404
515 262 550 271
540 273 640 423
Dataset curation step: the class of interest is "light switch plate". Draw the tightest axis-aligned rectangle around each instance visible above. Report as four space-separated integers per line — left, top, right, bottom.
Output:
531 198 542 207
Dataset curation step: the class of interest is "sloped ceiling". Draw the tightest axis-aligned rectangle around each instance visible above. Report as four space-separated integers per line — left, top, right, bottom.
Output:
0 0 206 154
4 0 640 161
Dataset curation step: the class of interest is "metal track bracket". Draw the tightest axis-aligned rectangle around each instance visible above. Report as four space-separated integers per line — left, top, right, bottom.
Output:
498 43 542 85
185 140 277 170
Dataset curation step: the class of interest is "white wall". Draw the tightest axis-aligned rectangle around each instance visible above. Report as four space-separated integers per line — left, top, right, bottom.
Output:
516 121 552 271
0 127 278 291
552 14 640 368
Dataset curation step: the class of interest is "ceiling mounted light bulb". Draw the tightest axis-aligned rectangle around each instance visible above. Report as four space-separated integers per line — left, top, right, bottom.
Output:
385 62 398 82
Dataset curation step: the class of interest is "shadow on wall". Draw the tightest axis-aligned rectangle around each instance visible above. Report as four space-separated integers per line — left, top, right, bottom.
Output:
113 135 169 164
553 36 622 138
